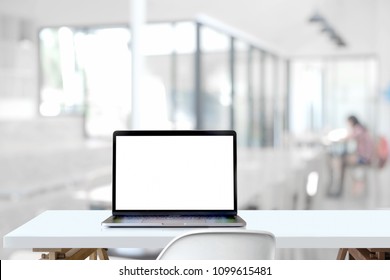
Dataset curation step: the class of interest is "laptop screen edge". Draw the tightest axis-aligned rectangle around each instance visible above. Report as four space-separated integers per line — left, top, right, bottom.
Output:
112 130 238 216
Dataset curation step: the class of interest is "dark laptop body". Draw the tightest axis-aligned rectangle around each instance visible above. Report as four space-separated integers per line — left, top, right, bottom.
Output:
102 130 246 227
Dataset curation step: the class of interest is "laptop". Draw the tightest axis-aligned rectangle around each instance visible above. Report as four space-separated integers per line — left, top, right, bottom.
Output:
102 130 246 227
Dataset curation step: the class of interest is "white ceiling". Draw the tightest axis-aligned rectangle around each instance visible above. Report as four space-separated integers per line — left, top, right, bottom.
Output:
0 0 381 56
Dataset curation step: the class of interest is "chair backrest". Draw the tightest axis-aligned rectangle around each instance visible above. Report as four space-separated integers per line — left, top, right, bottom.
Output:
157 229 276 260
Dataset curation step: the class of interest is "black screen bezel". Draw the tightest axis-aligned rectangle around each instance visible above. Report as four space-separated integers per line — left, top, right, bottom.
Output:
112 130 237 216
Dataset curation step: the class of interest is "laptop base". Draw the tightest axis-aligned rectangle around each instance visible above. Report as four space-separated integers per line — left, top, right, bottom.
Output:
102 215 246 227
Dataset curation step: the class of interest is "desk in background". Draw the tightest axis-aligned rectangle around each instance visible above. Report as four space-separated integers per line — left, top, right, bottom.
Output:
4 210 390 260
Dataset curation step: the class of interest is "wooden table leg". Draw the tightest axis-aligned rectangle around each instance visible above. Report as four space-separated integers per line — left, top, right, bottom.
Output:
65 248 98 260
33 248 109 260
337 248 348 260
34 248 71 260
97 248 109 260
90 251 97 260
368 248 389 260
348 248 371 260
337 248 390 260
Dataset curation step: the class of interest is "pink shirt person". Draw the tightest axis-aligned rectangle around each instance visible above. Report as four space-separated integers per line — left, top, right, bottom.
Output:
347 116 373 164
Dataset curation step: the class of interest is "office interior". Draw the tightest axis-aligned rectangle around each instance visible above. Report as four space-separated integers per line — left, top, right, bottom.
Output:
1 0 390 260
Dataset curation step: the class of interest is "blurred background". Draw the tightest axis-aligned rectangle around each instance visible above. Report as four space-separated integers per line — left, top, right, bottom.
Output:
1 0 390 259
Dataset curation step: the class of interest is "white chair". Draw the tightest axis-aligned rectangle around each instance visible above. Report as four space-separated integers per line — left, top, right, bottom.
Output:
157 229 276 260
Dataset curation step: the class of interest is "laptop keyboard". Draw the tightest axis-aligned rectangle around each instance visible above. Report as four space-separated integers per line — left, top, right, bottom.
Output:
106 214 242 226
123 215 221 220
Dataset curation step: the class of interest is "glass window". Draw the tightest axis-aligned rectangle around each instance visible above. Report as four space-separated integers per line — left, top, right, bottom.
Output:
264 53 275 147
173 22 196 54
143 23 174 56
200 26 231 130
250 48 263 147
143 23 174 129
290 60 323 134
234 40 250 146
273 58 287 146
39 21 288 139
140 22 197 129
323 58 377 129
39 26 132 137
75 27 132 137
174 22 196 129
39 27 84 116
290 57 378 136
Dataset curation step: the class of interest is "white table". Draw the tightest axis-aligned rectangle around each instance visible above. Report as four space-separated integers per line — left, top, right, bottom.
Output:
4 210 390 260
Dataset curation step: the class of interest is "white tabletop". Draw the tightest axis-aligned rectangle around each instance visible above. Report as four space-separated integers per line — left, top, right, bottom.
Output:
3 210 390 249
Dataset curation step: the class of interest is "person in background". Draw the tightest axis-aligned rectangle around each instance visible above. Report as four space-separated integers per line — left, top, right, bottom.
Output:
345 115 374 165
342 115 374 195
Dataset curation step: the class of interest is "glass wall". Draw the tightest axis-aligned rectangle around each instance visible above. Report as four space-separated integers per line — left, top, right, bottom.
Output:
39 27 85 116
290 58 378 135
264 54 275 146
234 40 250 146
38 20 286 144
250 49 263 147
39 26 132 137
39 22 377 147
274 58 288 146
142 23 173 129
137 21 197 130
79 27 132 137
194 21 285 147
323 59 377 130
199 26 231 130
174 22 196 129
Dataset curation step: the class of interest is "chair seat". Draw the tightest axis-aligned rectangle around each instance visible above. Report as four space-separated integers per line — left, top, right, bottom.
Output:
157 229 275 260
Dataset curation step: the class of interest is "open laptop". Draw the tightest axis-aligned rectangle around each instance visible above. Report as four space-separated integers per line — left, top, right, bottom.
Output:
102 130 246 227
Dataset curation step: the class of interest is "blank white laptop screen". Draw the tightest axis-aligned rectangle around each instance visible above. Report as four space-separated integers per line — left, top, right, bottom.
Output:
115 135 234 210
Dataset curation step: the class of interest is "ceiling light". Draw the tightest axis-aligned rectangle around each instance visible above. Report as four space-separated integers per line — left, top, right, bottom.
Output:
308 11 347 48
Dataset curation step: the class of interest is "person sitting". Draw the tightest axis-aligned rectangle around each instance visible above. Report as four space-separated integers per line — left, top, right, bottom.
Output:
342 115 374 195
344 115 373 166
